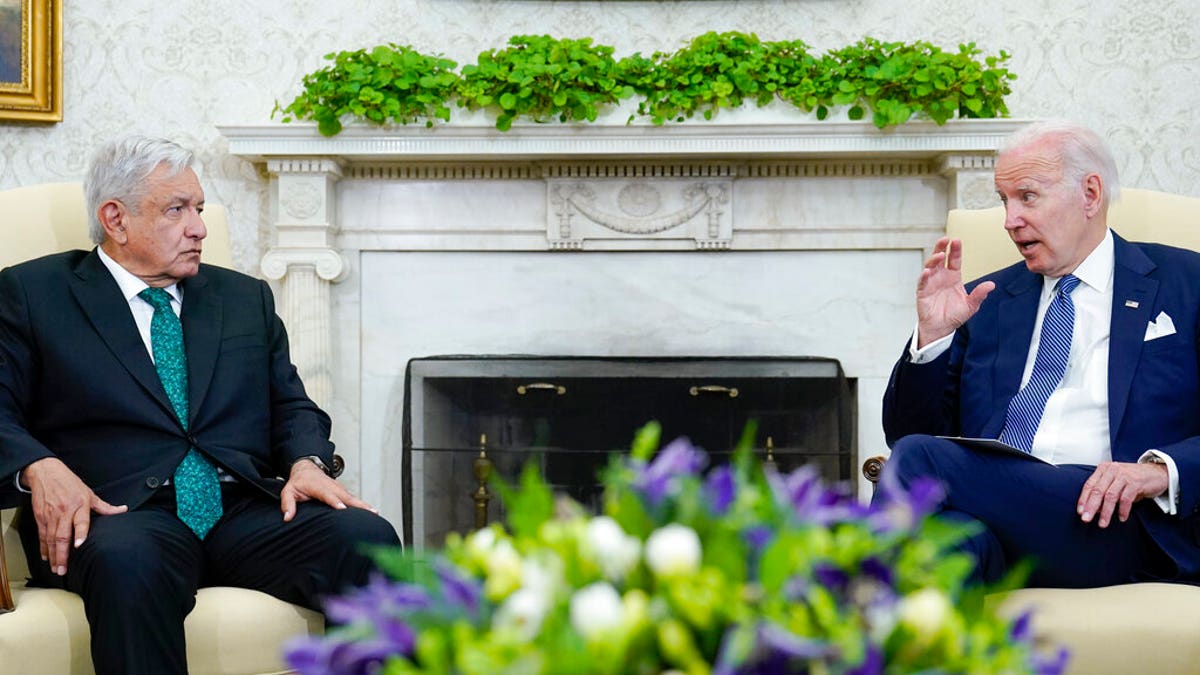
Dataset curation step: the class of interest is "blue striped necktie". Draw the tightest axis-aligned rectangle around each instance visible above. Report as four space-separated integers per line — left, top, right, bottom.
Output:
999 274 1081 452
139 287 223 539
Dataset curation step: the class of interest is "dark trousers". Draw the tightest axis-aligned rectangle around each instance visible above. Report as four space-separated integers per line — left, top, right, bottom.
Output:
876 434 1168 588
20 483 400 675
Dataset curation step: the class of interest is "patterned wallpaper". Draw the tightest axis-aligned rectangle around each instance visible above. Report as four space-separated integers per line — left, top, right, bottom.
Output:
0 0 1197 271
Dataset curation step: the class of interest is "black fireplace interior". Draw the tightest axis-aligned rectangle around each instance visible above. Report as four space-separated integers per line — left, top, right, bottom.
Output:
402 356 856 549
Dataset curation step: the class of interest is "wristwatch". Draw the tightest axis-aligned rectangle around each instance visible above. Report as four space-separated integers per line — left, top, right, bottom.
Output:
294 455 333 477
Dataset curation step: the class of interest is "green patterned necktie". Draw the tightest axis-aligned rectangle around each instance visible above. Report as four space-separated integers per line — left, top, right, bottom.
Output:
139 287 223 539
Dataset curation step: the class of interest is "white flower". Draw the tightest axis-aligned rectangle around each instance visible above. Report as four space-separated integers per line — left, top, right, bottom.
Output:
585 516 641 581
483 539 523 600
644 524 702 579
467 525 497 554
521 551 564 599
494 588 550 640
569 582 624 639
897 588 951 641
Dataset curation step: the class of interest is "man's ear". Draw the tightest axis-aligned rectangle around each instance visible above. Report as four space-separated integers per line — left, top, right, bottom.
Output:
1082 173 1104 218
97 200 127 244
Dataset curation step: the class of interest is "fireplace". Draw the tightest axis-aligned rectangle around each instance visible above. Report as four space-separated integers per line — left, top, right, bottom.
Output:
403 356 854 550
221 118 1025 539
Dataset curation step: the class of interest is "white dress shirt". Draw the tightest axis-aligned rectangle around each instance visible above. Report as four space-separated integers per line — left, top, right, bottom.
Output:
909 229 1179 513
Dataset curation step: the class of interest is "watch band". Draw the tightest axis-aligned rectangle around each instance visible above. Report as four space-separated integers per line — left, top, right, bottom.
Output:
294 455 333 477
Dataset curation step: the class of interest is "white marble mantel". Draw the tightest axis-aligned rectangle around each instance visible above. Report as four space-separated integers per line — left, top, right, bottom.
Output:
220 117 1026 533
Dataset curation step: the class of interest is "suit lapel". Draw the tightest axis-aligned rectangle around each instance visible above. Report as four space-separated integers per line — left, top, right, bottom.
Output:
180 270 221 426
984 271 1042 436
1108 235 1158 449
69 251 176 419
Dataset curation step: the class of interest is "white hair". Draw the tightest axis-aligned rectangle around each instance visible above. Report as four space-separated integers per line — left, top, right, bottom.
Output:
999 120 1121 208
84 136 195 245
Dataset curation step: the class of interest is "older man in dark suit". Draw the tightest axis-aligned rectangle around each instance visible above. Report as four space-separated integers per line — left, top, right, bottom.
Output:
0 137 400 674
879 121 1200 588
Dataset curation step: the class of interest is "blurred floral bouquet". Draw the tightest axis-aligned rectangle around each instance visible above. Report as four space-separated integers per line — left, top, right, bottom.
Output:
287 424 1066 674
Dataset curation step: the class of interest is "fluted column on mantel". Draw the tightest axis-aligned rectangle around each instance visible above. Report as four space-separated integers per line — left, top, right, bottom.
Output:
260 159 347 408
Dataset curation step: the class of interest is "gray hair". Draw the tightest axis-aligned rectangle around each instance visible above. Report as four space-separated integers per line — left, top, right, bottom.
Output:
998 120 1121 208
85 136 196 244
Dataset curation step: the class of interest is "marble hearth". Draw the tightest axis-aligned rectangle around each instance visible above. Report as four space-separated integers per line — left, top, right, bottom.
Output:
221 117 1026 539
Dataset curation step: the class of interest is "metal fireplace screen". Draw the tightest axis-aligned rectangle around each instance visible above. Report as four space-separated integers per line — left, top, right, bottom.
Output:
402 356 855 550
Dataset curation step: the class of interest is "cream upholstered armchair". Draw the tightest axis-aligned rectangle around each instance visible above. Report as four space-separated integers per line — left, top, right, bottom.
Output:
0 183 323 675
865 187 1200 674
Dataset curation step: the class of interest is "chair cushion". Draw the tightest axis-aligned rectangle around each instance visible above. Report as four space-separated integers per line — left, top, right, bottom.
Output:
0 579 322 675
185 586 324 675
993 583 1200 673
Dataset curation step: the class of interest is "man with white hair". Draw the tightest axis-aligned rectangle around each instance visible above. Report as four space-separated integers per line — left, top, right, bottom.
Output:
0 136 400 674
880 121 1200 587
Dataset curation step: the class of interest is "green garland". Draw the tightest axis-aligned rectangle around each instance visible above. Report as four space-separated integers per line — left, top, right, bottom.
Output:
274 32 1016 135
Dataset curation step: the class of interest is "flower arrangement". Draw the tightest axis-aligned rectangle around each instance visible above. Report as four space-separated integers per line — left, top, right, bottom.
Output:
286 424 1066 674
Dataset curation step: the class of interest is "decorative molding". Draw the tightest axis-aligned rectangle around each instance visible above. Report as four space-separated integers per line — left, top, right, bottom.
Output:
935 154 998 173
542 163 738 178
743 159 933 178
281 181 322 219
342 159 944 180
548 179 732 248
348 164 539 180
260 247 348 282
219 119 1030 163
265 158 344 177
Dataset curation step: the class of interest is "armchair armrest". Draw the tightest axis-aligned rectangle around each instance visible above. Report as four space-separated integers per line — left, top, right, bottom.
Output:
0 483 20 613
0 523 11 614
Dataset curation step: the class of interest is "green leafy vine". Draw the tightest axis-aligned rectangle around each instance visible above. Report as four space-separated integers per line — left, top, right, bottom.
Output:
275 32 1016 135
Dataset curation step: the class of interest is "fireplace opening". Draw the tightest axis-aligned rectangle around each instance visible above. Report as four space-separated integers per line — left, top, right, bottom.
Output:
402 356 856 549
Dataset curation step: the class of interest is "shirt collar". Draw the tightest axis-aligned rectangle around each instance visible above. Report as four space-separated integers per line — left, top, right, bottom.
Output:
1043 228 1113 295
96 246 183 305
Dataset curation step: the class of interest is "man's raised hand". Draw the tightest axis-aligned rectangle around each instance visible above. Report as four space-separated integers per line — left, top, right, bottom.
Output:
915 237 996 348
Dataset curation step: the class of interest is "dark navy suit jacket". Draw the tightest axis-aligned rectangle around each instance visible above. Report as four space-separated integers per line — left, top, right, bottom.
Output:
883 232 1200 578
0 249 334 511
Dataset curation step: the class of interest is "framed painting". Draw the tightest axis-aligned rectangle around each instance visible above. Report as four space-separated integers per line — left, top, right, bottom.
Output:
0 0 61 122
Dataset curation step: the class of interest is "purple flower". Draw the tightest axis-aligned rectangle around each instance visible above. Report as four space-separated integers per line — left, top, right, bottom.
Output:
634 436 708 506
436 562 481 615
766 464 857 525
323 573 432 625
713 622 835 675
1010 609 1034 643
812 564 850 595
845 645 884 675
743 525 773 551
284 636 334 674
705 465 737 514
859 557 894 588
756 622 835 660
285 636 403 675
1033 647 1071 675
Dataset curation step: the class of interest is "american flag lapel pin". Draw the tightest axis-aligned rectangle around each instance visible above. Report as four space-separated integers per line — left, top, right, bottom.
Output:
1125 300 1139 308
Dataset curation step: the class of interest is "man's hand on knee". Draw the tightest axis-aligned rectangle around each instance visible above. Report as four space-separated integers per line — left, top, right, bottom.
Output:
1077 461 1169 528
280 458 378 522
23 457 128 576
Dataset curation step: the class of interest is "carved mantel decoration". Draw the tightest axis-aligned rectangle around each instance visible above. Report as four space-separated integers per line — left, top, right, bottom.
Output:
219 118 1026 513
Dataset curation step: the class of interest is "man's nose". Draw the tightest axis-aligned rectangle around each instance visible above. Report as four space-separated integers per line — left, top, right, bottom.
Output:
1003 206 1023 230
188 208 208 239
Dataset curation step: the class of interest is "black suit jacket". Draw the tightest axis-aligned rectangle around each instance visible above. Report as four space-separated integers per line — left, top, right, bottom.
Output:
0 250 333 509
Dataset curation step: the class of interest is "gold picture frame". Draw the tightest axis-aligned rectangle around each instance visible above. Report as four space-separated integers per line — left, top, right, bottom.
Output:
0 0 61 122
